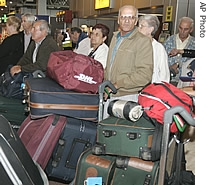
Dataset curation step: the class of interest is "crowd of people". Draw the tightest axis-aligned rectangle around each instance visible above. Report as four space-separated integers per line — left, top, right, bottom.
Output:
0 8 195 89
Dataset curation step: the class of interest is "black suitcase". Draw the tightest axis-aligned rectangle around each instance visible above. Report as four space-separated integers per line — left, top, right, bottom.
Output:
24 77 99 120
45 116 97 183
0 114 48 185
0 95 27 127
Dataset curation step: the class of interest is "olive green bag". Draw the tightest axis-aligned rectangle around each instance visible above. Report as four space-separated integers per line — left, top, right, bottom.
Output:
92 115 162 161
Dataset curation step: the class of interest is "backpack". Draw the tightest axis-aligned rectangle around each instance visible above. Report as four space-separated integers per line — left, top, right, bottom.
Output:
138 82 194 133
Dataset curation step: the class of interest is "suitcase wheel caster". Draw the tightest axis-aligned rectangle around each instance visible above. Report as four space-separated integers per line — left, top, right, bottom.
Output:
92 145 103 155
116 156 129 169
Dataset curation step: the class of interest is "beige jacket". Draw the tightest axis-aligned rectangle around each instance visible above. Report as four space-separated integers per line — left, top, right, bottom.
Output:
104 27 153 96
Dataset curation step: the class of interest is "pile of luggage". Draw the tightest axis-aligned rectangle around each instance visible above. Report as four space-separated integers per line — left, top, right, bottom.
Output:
0 51 195 185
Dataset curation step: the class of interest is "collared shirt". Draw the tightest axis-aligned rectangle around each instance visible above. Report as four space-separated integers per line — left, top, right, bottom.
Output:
110 30 134 69
24 31 32 53
32 37 45 63
176 34 190 50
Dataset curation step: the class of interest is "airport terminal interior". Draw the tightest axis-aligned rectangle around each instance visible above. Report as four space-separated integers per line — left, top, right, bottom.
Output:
0 0 195 185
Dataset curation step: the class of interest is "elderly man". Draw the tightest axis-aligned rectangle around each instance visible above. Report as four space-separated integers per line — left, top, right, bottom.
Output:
103 5 153 118
163 17 195 85
10 20 59 76
20 13 37 53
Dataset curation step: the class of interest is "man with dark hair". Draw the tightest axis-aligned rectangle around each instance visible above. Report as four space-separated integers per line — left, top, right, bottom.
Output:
69 27 91 55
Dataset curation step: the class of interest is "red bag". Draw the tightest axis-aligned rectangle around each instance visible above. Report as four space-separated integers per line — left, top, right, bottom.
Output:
17 114 67 169
47 50 104 94
138 82 194 133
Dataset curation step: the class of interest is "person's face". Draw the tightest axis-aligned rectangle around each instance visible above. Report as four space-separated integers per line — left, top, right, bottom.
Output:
69 32 79 43
118 7 138 35
21 16 32 31
31 22 46 42
6 23 14 35
90 28 106 48
138 20 152 37
178 21 193 41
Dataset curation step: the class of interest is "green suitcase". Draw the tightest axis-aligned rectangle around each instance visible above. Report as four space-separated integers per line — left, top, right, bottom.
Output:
111 156 159 185
92 115 161 161
74 148 116 185
0 95 27 127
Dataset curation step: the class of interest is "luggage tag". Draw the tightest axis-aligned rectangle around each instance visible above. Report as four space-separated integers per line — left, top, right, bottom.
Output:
84 177 102 185
173 114 187 132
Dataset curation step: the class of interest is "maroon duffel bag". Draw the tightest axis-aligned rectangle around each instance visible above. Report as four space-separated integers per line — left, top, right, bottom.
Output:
47 50 104 94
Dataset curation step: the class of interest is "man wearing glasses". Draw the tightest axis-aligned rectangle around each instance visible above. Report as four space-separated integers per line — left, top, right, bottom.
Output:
103 5 153 118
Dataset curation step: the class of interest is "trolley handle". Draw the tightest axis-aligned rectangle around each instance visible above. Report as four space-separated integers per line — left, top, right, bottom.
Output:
98 80 117 94
164 106 195 127
98 80 117 122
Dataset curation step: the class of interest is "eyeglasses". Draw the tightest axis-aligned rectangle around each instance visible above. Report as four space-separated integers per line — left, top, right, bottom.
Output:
119 15 137 21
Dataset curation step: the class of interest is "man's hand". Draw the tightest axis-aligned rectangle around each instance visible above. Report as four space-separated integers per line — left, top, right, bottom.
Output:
169 48 184 57
10 65 21 76
169 63 179 74
103 83 118 101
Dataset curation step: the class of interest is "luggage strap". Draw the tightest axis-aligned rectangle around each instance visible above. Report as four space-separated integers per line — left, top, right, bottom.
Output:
140 114 163 161
29 102 98 110
151 123 163 161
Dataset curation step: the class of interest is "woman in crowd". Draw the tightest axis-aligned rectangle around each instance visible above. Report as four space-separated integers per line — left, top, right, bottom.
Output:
138 14 170 83
0 16 24 75
88 23 110 69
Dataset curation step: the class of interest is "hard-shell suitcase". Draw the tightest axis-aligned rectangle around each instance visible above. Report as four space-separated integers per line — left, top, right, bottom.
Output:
24 77 99 120
74 148 116 185
17 114 67 169
0 95 27 127
45 117 97 183
111 156 159 185
92 115 159 161
0 114 48 185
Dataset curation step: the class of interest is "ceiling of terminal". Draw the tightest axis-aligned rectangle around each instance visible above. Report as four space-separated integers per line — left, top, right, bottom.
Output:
87 6 163 20
0 1 163 20
0 0 69 16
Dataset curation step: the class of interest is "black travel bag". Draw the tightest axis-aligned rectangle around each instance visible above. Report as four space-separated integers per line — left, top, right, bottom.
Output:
0 114 48 185
24 77 99 120
45 116 97 183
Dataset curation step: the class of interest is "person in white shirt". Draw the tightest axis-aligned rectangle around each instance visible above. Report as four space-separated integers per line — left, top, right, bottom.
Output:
68 27 91 55
88 23 110 69
138 14 170 83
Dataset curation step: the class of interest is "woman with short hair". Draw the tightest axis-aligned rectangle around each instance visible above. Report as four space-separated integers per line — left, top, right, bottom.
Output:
0 16 24 75
138 14 170 83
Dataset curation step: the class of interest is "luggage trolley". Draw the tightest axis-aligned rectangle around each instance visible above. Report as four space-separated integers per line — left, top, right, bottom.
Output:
97 81 195 185
158 106 195 185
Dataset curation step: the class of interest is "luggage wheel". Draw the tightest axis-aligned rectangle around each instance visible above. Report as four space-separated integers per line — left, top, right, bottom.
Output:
92 145 104 155
116 156 129 169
